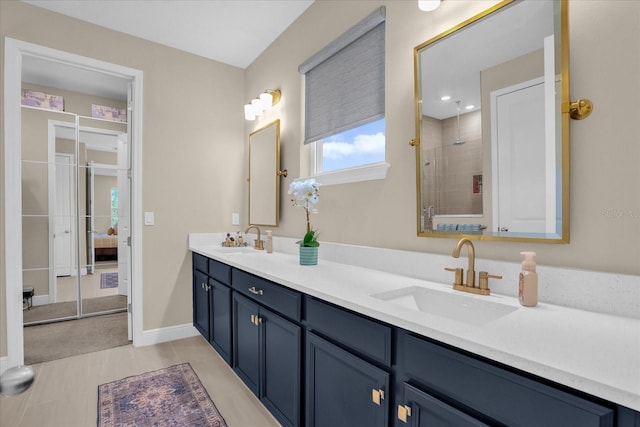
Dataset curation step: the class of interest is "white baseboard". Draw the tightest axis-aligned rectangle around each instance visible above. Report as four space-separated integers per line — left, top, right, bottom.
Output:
136 323 199 347
32 294 50 307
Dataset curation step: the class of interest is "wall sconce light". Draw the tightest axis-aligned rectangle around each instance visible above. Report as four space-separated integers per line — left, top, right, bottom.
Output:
418 0 441 12
244 89 281 121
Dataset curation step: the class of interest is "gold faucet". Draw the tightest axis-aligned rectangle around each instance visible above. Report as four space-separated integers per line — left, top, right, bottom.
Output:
445 238 501 296
244 225 264 250
453 238 476 288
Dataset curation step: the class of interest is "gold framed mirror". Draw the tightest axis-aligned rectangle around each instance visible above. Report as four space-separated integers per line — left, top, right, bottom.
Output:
248 119 284 227
413 0 569 243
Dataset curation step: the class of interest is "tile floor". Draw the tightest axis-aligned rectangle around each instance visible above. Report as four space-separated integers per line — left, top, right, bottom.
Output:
0 336 281 427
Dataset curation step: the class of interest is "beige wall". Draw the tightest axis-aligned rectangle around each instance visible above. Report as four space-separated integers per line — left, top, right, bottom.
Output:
1 0 245 357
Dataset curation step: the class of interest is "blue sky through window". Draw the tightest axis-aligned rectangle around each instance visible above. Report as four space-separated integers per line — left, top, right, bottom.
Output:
321 118 385 172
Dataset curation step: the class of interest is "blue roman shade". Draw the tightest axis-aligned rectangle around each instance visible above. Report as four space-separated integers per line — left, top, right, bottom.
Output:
299 6 386 145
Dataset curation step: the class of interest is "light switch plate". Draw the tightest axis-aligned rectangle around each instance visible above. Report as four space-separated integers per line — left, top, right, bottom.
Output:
144 211 155 226
232 213 240 225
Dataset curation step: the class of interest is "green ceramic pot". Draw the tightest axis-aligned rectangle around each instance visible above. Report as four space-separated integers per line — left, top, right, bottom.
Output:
299 246 318 266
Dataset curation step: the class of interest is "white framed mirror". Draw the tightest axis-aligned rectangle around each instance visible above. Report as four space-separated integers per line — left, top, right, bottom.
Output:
248 119 284 227
414 0 570 243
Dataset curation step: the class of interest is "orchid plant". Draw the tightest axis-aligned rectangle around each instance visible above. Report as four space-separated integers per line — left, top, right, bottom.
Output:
288 179 320 247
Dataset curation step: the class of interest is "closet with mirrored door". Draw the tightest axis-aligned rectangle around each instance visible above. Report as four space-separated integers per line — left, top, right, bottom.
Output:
21 83 131 332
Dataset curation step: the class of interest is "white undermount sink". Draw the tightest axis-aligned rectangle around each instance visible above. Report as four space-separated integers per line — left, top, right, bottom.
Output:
371 285 518 324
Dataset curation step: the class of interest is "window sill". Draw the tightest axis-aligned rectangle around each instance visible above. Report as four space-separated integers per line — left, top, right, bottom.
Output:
310 162 390 186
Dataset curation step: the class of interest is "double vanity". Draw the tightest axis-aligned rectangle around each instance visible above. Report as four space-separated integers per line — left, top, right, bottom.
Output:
189 233 639 427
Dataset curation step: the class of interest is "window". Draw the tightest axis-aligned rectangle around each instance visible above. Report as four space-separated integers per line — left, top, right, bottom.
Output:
315 118 385 173
299 7 387 181
110 187 118 227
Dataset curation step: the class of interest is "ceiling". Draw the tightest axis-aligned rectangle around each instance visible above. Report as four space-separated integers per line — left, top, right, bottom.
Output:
20 0 314 100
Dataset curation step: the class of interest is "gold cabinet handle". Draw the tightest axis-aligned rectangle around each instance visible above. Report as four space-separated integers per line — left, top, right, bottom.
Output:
397 404 412 423
372 388 385 405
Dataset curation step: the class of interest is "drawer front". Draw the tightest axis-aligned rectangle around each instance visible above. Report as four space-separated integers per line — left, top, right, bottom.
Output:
305 297 392 366
232 269 301 322
192 252 208 273
400 332 614 427
208 258 231 286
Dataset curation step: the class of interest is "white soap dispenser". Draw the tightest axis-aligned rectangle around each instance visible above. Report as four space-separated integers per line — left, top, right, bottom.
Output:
265 230 273 254
519 251 538 307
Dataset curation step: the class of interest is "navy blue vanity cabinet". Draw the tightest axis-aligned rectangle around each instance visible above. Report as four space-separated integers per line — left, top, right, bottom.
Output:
207 258 232 364
305 297 392 427
232 292 302 427
208 277 232 363
397 383 489 427
233 292 260 394
192 254 210 340
191 253 233 364
306 332 390 427
396 331 615 427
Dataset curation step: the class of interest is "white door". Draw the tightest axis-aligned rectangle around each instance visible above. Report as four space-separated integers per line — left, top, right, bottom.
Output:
492 79 553 234
54 153 75 276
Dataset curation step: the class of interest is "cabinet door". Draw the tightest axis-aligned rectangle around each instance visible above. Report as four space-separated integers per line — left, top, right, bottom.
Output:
262 308 301 427
209 278 232 364
397 383 489 427
306 332 389 427
193 269 210 340
233 293 260 395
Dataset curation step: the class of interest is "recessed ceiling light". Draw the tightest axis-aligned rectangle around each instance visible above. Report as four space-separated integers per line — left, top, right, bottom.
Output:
440 95 451 101
465 105 474 110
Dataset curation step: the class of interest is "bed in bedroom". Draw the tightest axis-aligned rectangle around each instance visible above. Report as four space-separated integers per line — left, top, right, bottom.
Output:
94 233 118 261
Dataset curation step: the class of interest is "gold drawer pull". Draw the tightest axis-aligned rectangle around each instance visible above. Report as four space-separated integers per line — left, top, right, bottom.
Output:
372 388 385 405
397 404 411 423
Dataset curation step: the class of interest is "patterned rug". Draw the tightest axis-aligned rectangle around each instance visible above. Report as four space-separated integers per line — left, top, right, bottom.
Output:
97 363 227 427
100 272 118 289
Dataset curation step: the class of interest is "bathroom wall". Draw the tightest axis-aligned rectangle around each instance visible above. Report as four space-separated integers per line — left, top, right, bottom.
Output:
245 0 640 276
1 1 246 357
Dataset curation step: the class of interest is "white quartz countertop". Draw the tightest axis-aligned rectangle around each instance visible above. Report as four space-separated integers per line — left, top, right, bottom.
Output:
189 240 640 411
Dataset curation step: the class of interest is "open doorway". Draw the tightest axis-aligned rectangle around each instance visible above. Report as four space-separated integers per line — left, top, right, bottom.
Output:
3 38 143 368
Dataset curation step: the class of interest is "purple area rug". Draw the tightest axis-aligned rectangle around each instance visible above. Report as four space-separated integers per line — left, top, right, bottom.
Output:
98 363 227 427
100 272 118 289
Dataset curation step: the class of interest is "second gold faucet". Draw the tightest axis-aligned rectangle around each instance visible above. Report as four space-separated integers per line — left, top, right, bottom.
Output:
244 225 264 250
446 238 501 296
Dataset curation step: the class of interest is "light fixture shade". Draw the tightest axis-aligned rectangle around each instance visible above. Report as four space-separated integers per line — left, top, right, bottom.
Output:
251 99 264 116
418 0 440 12
259 92 273 110
244 104 256 121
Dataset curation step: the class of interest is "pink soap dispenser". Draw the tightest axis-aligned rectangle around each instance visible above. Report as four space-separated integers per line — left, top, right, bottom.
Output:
519 251 538 307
